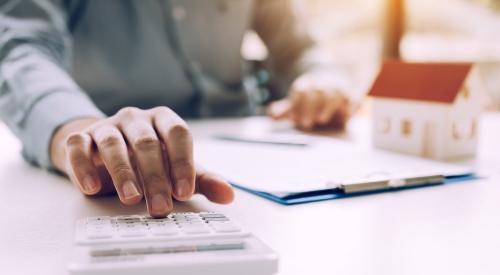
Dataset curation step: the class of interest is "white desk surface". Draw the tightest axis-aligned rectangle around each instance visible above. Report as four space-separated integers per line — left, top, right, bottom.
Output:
1 113 500 275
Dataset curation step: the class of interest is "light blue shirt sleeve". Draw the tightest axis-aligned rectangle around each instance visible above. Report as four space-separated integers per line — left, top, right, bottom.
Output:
0 0 104 169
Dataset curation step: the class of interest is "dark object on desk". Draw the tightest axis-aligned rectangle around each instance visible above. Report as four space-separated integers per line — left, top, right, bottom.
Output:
214 135 309 147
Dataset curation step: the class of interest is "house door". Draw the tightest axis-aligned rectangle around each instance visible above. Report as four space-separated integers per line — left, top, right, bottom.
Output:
422 122 435 158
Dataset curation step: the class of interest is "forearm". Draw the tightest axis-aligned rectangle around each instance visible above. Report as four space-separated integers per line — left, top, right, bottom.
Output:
252 0 353 100
0 1 105 169
252 0 316 96
0 45 105 169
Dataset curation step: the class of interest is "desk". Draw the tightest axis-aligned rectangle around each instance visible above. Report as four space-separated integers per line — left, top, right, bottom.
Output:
1 114 500 275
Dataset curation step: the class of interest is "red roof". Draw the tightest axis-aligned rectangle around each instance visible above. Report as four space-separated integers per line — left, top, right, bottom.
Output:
368 61 473 103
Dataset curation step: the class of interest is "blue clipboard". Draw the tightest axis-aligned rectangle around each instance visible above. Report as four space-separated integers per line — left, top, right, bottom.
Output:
231 173 479 205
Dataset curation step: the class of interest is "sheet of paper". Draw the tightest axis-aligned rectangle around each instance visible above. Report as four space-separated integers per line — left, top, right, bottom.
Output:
194 136 472 194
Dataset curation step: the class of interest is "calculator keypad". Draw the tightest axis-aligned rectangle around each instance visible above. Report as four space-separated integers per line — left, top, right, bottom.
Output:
78 212 246 245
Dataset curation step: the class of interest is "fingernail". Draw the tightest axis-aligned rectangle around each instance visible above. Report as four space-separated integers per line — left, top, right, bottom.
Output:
83 175 99 193
176 179 192 198
122 181 141 200
151 194 168 216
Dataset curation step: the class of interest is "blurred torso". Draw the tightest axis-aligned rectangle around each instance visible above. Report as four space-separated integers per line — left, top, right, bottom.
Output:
70 0 254 117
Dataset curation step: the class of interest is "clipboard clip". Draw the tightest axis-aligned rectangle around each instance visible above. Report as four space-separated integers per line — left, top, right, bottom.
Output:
340 175 445 194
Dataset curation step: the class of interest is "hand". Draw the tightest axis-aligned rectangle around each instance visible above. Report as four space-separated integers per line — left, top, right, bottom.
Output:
50 107 234 217
268 72 352 130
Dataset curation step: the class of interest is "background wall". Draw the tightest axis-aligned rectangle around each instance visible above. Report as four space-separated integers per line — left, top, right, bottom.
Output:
290 0 500 108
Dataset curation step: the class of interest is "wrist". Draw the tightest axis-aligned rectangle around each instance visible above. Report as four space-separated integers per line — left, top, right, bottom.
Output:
50 117 100 173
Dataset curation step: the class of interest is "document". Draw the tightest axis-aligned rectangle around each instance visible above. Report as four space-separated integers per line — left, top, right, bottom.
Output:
194 135 473 196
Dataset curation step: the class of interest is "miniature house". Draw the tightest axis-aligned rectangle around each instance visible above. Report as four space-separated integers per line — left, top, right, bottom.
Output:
368 61 485 160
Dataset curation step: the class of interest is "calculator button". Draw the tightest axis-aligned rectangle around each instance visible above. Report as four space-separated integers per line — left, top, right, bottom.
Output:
174 215 198 218
86 230 113 239
200 213 229 222
150 227 179 236
116 221 142 227
148 222 176 229
200 213 226 218
87 222 112 229
115 215 142 222
120 229 146 238
147 220 175 225
204 217 230 222
172 214 202 220
174 218 202 223
176 220 204 226
209 222 241 233
180 225 211 234
148 223 177 229
87 224 112 232
116 222 146 228
86 216 111 223
144 217 172 222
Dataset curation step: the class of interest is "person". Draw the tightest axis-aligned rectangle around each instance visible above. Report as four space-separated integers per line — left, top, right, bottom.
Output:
0 0 353 217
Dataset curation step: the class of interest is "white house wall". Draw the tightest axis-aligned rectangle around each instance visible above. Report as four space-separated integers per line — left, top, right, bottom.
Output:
372 98 450 158
442 72 483 159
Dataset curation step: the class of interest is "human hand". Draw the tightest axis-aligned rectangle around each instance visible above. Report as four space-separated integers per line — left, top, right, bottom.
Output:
50 107 234 217
267 72 352 130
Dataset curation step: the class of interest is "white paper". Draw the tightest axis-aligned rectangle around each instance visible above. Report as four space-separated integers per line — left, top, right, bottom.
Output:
194 136 472 194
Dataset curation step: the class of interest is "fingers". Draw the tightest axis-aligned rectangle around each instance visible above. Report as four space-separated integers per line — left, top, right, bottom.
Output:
89 125 143 205
300 90 324 130
65 132 101 195
64 106 233 216
119 117 173 217
275 90 350 130
329 97 351 129
289 91 306 127
153 107 196 201
286 90 323 130
317 92 341 125
273 72 355 130
195 167 234 204
268 99 292 120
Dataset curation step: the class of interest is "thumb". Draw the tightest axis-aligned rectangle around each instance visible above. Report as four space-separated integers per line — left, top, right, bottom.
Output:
195 167 234 204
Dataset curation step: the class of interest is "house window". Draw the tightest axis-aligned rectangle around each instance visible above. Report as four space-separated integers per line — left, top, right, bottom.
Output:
452 122 462 140
379 118 391 134
453 119 477 140
401 120 412 136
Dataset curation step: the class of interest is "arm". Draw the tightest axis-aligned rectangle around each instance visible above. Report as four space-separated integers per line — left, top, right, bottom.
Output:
252 0 316 95
0 0 233 217
0 0 104 168
252 0 353 130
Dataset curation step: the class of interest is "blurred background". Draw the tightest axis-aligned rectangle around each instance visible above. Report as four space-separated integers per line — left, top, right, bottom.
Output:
244 0 500 109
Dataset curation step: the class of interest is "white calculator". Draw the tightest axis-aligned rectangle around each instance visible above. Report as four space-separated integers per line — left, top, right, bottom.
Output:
68 212 278 275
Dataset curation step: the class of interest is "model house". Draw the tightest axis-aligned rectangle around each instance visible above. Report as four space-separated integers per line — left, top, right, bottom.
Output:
368 61 485 160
